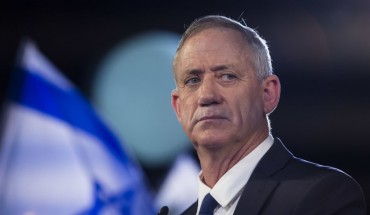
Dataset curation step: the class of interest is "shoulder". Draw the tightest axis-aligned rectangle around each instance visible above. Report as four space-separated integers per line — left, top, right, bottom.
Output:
273 151 362 190
284 155 358 184
265 138 360 184
291 158 366 213
272 155 367 214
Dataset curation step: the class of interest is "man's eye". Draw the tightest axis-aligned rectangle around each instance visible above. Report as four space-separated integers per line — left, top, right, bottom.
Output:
221 74 237 80
185 77 201 85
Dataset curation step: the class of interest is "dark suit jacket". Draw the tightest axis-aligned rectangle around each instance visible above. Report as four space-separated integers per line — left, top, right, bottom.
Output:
181 139 366 215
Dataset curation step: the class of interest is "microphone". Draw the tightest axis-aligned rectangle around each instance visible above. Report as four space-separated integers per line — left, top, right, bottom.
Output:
157 206 169 215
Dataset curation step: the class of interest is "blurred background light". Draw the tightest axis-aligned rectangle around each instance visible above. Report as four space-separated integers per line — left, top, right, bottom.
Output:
92 31 190 167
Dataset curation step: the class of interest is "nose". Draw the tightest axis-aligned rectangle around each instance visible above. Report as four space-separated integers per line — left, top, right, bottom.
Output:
198 75 222 107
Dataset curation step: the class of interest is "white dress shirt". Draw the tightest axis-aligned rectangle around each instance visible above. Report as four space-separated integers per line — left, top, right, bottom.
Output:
196 135 274 215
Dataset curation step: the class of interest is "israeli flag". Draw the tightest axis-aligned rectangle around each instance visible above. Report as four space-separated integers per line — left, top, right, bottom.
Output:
0 41 155 215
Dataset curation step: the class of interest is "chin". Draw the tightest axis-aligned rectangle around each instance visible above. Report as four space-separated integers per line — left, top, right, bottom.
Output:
193 134 232 149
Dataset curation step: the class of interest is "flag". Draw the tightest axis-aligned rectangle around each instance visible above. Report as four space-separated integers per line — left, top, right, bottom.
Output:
155 153 199 215
0 40 155 215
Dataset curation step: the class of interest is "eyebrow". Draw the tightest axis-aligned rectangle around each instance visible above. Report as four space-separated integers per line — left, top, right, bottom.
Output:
210 64 233 72
186 68 204 76
184 64 234 76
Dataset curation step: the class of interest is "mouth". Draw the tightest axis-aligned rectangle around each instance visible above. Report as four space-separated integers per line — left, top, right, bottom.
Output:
197 115 227 122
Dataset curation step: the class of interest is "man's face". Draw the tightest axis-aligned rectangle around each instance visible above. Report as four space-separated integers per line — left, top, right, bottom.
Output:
172 28 269 149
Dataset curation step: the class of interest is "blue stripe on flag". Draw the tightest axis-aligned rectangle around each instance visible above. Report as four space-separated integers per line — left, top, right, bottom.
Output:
9 67 128 164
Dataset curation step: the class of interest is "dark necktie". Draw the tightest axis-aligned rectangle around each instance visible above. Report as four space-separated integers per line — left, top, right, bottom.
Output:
199 193 219 215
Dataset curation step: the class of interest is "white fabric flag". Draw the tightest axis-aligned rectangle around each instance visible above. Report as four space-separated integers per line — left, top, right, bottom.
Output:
0 41 155 215
155 154 199 215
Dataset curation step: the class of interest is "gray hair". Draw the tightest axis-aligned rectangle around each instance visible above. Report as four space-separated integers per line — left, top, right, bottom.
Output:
174 15 273 80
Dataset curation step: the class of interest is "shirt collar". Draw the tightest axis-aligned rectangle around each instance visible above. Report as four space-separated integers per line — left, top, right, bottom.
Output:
197 135 274 210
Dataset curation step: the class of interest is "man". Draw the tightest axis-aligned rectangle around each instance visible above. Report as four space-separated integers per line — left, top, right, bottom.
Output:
170 15 366 214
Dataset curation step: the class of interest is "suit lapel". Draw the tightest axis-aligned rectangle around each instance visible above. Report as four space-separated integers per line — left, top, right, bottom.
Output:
234 139 293 215
180 201 197 215
235 175 279 215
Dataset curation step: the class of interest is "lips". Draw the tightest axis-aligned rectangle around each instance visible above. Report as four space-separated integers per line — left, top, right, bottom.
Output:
192 109 229 126
198 115 226 121
194 112 229 126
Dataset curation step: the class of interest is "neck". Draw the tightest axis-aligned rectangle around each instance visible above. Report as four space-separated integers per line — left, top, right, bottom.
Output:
198 130 269 188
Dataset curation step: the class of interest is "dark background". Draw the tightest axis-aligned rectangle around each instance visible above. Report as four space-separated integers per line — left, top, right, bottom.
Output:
1 0 369 210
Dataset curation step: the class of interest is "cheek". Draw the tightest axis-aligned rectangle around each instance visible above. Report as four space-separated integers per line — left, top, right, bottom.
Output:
247 97 265 122
236 92 263 121
178 96 192 121
182 96 200 128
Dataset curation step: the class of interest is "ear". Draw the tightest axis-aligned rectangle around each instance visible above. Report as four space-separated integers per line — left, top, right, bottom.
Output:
171 89 182 121
262 75 281 114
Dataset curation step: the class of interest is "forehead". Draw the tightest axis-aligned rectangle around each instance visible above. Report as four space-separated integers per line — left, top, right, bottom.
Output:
174 28 252 71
